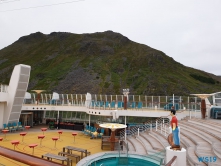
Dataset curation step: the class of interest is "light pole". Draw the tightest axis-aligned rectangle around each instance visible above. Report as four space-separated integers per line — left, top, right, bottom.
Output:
123 89 129 141
191 94 212 119
123 89 130 110
99 123 127 151
31 90 45 105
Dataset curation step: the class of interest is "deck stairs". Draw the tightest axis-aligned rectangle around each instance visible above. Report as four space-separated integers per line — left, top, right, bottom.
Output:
119 117 221 166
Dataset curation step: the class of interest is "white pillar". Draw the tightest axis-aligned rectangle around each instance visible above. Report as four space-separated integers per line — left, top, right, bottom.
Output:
85 93 92 108
165 125 166 136
190 104 192 119
156 121 158 131
125 116 127 140
0 103 4 128
166 146 186 166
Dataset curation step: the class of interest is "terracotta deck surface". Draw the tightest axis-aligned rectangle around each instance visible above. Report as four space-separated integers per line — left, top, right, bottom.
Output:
0 125 108 166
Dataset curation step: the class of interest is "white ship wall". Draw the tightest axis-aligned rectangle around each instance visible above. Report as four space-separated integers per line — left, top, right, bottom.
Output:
3 64 31 125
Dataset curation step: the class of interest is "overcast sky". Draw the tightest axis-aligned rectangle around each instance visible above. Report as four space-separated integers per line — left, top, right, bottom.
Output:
1 0 221 75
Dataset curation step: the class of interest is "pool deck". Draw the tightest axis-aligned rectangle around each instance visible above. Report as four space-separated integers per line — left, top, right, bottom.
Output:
0 125 108 166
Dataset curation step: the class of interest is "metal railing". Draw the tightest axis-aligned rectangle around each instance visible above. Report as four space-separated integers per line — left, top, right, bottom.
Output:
120 117 170 139
23 93 204 111
90 94 203 111
23 93 86 107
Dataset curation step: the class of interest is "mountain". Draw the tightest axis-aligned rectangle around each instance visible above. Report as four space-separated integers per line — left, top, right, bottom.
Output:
0 31 220 95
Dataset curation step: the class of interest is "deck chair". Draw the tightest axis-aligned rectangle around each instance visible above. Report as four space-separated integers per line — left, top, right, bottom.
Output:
18 122 25 131
95 101 100 108
3 124 8 130
7 123 13 132
89 127 96 136
97 128 105 138
12 122 18 131
99 101 104 109
49 121 55 130
110 101 115 109
117 101 123 109
49 92 60 105
90 101 95 108
105 101 110 109
137 102 143 110
131 102 136 109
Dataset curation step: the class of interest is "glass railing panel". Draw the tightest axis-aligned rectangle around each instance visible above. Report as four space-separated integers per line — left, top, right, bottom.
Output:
67 111 71 119
45 111 50 118
159 96 167 110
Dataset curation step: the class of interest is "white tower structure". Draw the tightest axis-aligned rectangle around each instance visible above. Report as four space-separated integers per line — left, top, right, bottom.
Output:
0 64 31 128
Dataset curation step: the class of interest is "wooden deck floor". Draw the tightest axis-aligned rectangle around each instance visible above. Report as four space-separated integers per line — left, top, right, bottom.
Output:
0 125 108 166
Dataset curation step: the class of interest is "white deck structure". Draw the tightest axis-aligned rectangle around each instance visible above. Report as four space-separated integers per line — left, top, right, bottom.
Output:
0 64 219 129
0 64 31 127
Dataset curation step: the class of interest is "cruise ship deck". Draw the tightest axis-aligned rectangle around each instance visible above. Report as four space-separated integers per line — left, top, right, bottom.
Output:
1 64 221 166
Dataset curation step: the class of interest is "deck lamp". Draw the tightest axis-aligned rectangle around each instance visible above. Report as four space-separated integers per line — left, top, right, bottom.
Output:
123 89 129 110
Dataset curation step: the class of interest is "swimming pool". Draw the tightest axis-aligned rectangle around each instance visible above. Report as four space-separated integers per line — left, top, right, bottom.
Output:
90 157 159 166
77 151 164 166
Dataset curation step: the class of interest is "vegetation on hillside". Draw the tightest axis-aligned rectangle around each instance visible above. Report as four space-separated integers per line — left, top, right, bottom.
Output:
0 31 220 95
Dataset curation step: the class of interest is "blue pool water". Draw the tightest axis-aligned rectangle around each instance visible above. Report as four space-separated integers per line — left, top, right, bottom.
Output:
91 157 159 166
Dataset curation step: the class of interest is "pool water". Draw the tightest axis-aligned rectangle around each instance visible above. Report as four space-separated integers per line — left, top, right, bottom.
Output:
91 157 159 166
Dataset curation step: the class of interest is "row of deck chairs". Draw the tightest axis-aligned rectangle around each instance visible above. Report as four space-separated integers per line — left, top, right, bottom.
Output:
83 125 105 138
90 101 143 109
3 122 24 132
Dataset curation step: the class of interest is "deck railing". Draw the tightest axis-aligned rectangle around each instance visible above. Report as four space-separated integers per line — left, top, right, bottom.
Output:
0 84 8 93
120 117 170 139
23 93 205 111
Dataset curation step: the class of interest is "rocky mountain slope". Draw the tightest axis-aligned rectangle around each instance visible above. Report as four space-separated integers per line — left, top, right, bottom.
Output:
0 31 220 95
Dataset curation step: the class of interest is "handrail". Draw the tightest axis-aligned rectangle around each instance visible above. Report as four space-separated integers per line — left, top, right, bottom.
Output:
23 93 205 111
119 140 128 157
120 116 170 139
22 93 206 112
0 146 63 166
165 156 177 166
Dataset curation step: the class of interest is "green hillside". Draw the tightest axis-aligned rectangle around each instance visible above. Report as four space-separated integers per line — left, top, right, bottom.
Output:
0 31 220 95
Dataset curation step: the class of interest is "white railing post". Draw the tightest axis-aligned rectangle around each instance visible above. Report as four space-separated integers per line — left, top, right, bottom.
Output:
125 116 127 141
150 124 152 132
165 125 166 136
156 121 158 131
138 128 139 136
163 119 164 127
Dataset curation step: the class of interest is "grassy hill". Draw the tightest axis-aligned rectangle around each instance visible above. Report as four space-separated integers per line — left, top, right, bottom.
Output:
0 31 220 95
